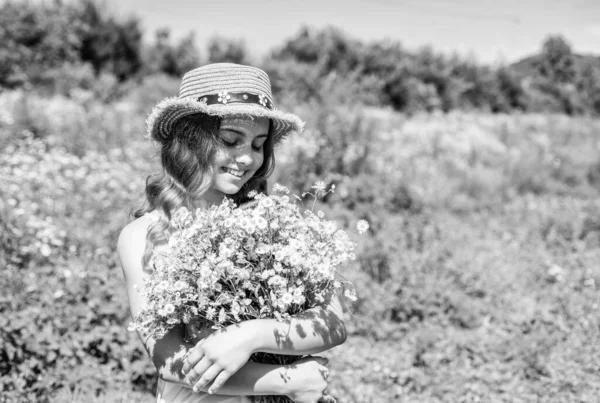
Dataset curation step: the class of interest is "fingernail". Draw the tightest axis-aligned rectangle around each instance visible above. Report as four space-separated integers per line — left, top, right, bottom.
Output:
208 388 214 394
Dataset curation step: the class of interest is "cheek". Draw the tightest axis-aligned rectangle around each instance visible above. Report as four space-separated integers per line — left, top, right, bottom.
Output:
211 148 230 167
256 151 265 167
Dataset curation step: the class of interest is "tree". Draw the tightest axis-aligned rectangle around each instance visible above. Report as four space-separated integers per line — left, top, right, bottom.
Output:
144 29 200 77
0 0 84 87
271 26 362 74
0 0 143 87
77 0 143 80
578 62 600 114
207 36 247 65
173 32 201 74
493 66 527 112
535 35 577 84
145 28 178 76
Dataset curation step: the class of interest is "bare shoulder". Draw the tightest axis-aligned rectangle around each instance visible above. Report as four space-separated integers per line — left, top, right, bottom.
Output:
117 215 152 253
117 213 157 278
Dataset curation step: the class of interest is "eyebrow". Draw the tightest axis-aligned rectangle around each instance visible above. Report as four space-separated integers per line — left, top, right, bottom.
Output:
221 127 268 139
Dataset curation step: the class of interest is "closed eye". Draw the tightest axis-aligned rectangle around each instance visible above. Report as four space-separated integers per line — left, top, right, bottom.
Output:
222 139 263 150
252 141 266 151
220 128 267 150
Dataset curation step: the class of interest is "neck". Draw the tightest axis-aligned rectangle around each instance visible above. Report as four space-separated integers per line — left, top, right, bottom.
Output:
193 188 227 208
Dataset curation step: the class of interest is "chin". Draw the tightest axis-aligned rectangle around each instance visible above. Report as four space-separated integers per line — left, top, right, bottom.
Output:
212 181 245 195
221 187 241 195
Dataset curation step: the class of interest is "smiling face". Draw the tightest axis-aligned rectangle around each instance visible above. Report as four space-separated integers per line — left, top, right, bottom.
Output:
199 116 270 205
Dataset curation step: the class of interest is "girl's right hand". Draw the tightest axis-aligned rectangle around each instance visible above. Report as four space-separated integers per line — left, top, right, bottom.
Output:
285 356 335 403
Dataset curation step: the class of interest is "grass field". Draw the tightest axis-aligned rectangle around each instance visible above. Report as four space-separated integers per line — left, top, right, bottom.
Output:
1 88 600 402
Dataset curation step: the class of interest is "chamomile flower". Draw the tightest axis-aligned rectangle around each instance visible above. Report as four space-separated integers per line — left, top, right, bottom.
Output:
131 187 362 340
356 219 370 234
274 249 286 262
255 216 268 230
218 308 227 324
289 253 303 266
312 181 327 193
273 183 289 194
344 288 357 302
259 197 274 208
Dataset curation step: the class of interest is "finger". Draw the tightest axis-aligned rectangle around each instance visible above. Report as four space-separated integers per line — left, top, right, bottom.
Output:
186 357 214 385
192 364 222 393
319 393 337 403
207 369 232 394
182 345 205 374
312 356 329 366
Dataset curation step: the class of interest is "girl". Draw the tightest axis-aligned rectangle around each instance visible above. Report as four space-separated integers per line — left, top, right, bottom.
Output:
118 63 346 403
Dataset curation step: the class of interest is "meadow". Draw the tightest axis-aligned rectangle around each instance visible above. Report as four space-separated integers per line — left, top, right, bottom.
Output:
1 81 600 403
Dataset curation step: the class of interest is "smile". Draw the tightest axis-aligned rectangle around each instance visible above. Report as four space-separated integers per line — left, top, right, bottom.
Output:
223 167 246 178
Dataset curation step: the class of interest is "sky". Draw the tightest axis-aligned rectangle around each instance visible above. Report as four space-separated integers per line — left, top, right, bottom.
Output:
110 0 600 65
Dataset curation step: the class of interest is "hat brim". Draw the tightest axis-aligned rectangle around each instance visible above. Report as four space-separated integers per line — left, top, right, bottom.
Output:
146 97 304 145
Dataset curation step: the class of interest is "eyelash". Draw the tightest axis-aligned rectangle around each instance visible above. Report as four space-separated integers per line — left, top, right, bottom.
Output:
223 140 263 151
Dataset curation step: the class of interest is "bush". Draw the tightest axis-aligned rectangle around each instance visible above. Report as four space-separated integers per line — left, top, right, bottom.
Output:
2 102 600 402
1 90 149 156
0 135 156 402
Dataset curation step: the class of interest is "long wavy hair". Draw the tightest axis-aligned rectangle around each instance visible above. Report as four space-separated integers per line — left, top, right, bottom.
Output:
132 113 275 269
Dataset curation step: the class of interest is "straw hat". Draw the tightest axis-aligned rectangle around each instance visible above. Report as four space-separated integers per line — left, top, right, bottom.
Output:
146 63 304 144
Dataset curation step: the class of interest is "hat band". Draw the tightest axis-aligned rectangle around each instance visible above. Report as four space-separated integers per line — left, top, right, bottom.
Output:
197 91 273 110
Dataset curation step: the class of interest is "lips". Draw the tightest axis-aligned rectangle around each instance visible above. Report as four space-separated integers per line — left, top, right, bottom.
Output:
223 167 246 178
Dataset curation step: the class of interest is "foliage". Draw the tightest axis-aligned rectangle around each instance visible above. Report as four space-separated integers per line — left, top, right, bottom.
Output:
2 2 600 115
578 62 600 114
207 36 248 65
535 35 577 85
0 0 85 88
270 27 600 116
132 191 358 339
271 26 362 74
0 132 157 402
1 90 146 156
2 2 600 402
76 0 143 81
0 0 143 89
2 83 600 401
143 29 201 77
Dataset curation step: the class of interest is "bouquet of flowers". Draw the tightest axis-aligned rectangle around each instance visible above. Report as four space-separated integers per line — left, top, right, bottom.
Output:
129 182 368 402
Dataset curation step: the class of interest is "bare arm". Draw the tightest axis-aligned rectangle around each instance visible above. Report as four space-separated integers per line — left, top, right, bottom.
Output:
139 325 299 396
248 292 347 355
181 276 347 394
117 216 330 399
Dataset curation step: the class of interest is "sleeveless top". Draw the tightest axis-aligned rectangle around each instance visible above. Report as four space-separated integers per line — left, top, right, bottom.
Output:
156 379 252 403
145 213 253 403
156 319 253 403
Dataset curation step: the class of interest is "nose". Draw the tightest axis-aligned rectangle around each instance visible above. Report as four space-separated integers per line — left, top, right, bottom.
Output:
235 150 253 168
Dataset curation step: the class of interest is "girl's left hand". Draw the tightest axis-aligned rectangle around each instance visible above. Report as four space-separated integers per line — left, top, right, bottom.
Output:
181 324 257 394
